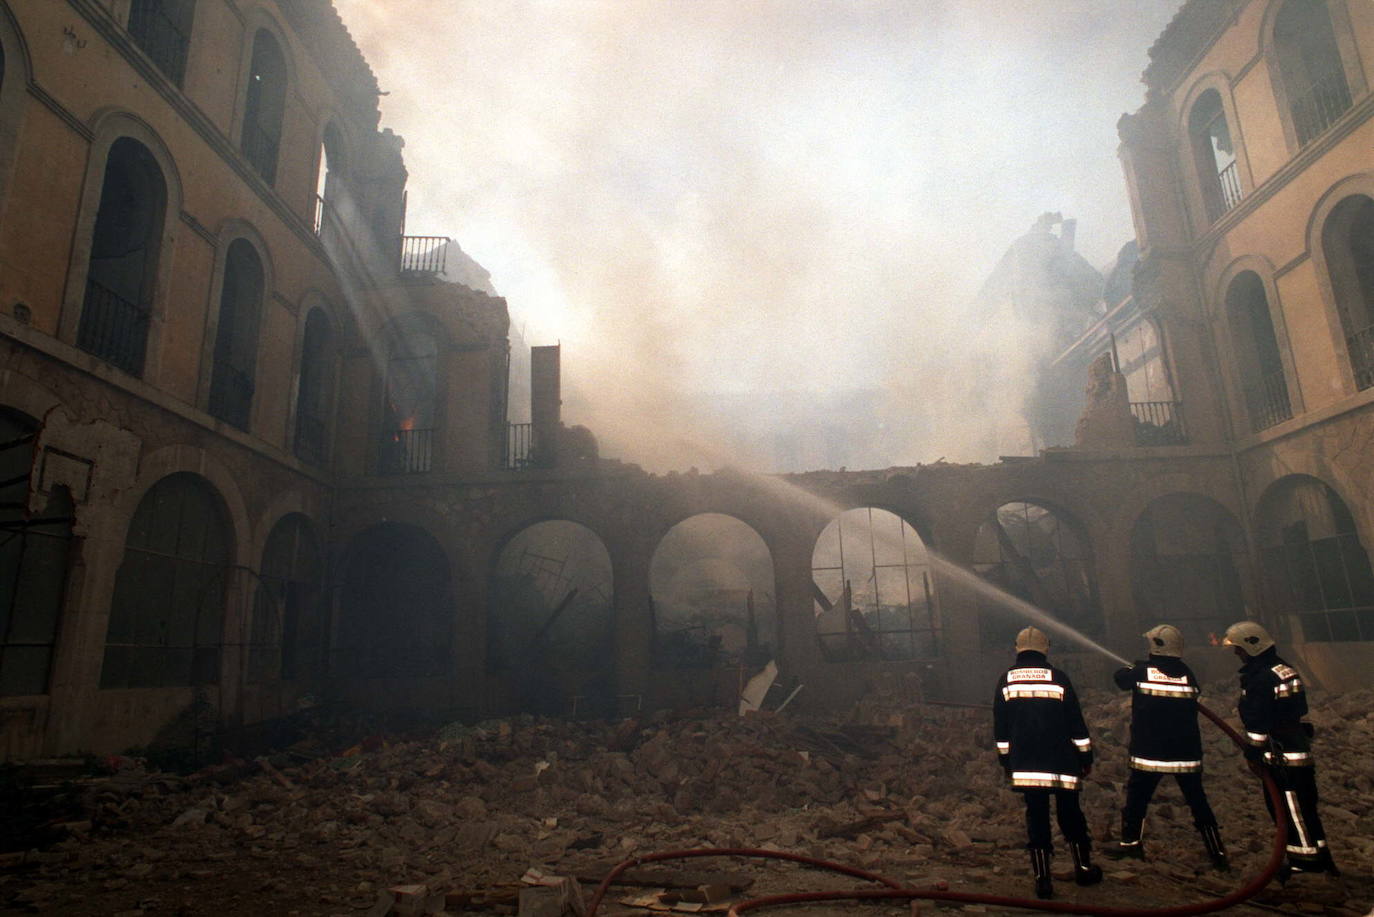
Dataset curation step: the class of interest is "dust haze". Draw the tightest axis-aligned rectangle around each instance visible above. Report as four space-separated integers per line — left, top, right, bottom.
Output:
333 0 1183 472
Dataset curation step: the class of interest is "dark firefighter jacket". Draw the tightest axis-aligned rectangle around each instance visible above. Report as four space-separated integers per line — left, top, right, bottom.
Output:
1237 647 1313 767
1112 655 1203 773
993 651 1093 791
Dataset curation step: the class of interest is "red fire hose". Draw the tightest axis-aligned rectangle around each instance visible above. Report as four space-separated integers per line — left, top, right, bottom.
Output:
586 702 1289 917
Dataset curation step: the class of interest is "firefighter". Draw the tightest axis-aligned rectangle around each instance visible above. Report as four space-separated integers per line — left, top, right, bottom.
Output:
1222 620 1340 879
1105 624 1227 870
993 626 1103 900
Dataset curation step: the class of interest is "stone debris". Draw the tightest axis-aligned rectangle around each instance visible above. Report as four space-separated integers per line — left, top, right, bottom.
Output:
0 685 1371 915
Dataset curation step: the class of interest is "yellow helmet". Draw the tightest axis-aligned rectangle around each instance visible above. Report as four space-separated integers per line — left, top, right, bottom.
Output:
1143 624 1184 657
1015 626 1050 654
1222 620 1274 657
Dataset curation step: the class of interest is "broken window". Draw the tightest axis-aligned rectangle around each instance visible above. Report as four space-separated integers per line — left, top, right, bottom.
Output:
241 29 286 185
1274 0 1352 147
248 514 321 683
293 307 333 465
336 523 451 678
379 315 440 474
128 0 195 87
1258 475 1374 642
208 239 264 431
77 137 167 377
0 410 73 696
1130 495 1246 648
1225 271 1291 432
812 507 937 662
313 123 344 236
490 521 613 715
652 513 776 671
974 501 1100 649
1188 89 1242 222
101 473 229 688
1321 194 1374 390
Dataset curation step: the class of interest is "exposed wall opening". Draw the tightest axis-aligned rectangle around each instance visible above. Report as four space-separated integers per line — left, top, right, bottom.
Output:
128 0 195 87
248 513 322 683
974 501 1100 649
101 473 230 688
1188 89 1242 221
812 507 937 661
293 307 333 465
1225 270 1291 432
0 410 73 696
1257 475 1374 642
1321 194 1374 390
379 315 440 474
77 137 167 377
1130 494 1246 647
208 239 264 431
1274 0 1352 147
489 520 613 714
241 28 286 185
336 523 451 678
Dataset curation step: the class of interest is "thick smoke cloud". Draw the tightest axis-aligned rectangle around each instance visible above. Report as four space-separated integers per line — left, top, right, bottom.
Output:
334 0 1182 471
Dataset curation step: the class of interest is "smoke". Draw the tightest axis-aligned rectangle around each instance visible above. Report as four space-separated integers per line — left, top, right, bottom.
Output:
334 0 1182 472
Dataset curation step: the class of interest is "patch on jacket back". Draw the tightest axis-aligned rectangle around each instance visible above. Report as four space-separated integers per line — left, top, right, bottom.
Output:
1145 667 1189 685
1007 667 1052 682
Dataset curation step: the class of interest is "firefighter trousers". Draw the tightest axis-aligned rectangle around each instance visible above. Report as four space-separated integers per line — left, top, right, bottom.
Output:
1022 789 1090 851
1261 763 1329 867
1122 769 1217 835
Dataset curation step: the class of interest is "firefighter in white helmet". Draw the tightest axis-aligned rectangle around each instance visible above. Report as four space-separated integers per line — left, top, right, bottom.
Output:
1223 620 1339 879
993 626 1103 900
1105 625 1226 869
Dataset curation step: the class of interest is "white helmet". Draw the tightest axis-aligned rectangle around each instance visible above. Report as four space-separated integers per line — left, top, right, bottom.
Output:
1222 620 1274 657
1015 626 1050 654
1143 624 1183 657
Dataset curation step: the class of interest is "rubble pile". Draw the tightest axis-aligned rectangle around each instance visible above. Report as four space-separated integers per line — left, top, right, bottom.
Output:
1 685 1371 916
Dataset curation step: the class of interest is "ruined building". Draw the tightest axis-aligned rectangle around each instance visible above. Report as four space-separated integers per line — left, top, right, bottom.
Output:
2 0 1373 762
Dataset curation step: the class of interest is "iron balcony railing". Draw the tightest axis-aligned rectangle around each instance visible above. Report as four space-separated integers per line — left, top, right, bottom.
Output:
1206 161 1244 222
241 119 280 185
312 194 327 236
1291 70 1352 147
294 412 328 466
1130 401 1188 446
77 278 150 376
208 362 255 430
1244 368 1293 433
505 422 536 469
128 0 190 87
1347 324 1374 392
380 427 434 474
400 236 450 274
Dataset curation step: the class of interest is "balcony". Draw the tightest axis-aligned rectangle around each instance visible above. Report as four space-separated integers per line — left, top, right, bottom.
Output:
1205 161 1243 223
128 0 190 87
1244 368 1293 433
1291 70 1352 147
1347 325 1374 392
208 362 255 431
1129 401 1188 446
77 278 149 377
400 236 450 275
379 427 434 474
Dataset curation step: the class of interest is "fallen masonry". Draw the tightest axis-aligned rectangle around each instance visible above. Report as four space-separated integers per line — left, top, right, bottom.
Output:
2 686 1372 916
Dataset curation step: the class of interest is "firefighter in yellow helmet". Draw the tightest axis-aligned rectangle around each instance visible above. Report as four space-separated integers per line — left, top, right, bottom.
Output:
993 626 1102 900
1223 620 1339 879
1105 625 1226 869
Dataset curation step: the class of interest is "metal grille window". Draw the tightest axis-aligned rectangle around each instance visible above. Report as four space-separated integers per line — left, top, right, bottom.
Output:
208 240 263 431
77 138 166 377
0 412 74 696
812 508 938 662
1259 477 1374 642
1275 0 1353 148
973 501 1101 649
293 308 332 465
241 30 286 185
1226 271 1292 432
248 514 321 683
101 474 229 688
1189 90 1243 222
127 0 194 87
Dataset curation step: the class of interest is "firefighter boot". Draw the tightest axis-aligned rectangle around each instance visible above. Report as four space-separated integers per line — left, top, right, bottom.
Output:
1069 841 1103 887
1198 824 1229 872
1028 847 1053 900
1313 847 1341 877
1104 814 1145 860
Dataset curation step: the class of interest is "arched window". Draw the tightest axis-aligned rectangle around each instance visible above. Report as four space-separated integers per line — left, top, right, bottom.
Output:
313 123 344 235
1321 195 1374 390
1225 272 1291 432
208 239 264 431
128 0 195 87
1258 476 1374 641
293 307 332 464
101 473 230 688
0 410 74 696
248 514 322 683
241 29 286 185
1274 0 1352 146
380 316 440 474
1188 89 1242 221
77 138 167 377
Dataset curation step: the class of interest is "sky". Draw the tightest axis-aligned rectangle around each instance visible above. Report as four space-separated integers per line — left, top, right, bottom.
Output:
333 0 1185 472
